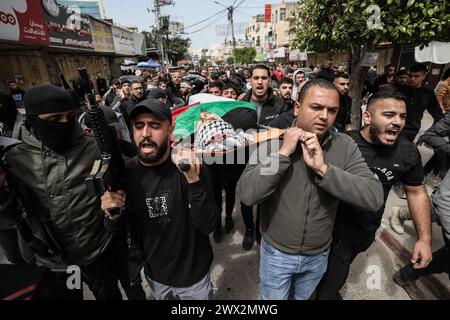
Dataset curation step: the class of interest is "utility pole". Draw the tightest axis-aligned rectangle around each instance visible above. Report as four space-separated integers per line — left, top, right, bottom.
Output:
152 0 174 69
215 1 244 68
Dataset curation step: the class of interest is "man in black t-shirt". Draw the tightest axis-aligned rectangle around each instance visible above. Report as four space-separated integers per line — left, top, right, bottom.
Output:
101 98 220 300
316 91 433 300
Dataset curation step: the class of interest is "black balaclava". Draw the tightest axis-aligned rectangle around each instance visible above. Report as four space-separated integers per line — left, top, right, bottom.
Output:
23 85 78 154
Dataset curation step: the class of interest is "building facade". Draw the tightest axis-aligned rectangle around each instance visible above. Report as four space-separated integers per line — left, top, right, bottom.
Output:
245 1 300 54
56 0 106 19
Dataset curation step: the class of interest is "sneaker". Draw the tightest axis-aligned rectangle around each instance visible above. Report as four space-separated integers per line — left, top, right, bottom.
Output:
242 229 255 251
224 216 234 233
393 184 407 199
392 269 425 300
389 206 408 234
213 224 223 243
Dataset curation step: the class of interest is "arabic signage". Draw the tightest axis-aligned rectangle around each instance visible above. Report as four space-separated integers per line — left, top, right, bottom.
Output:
112 26 134 55
90 17 114 52
272 47 286 58
42 0 94 50
289 49 307 61
0 0 49 45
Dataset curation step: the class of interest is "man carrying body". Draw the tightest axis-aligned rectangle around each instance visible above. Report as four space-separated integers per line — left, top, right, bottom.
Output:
238 79 384 300
101 99 220 300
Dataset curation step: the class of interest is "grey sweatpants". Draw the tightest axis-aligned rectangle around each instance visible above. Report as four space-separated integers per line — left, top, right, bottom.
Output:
145 272 213 300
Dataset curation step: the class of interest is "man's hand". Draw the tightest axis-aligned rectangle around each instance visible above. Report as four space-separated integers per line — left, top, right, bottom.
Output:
411 239 432 269
171 146 201 183
299 131 327 177
278 127 304 157
101 190 126 221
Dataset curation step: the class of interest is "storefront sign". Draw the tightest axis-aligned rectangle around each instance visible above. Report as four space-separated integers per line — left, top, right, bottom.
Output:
90 17 114 52
112 26 134 55
42 0 94 50
0 0 49 45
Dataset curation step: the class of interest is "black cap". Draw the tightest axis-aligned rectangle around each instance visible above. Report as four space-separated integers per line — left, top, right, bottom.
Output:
23 85 76 116
146 88 167 100
129 98 172 124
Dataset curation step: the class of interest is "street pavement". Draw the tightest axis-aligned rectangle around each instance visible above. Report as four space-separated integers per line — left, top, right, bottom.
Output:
1 112 449 300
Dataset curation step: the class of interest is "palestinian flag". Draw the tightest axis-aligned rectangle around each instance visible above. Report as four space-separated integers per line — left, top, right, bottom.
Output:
172 94 257 140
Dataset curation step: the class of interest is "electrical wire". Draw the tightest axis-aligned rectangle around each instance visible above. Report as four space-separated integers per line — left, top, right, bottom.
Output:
183 8 228 29
183 11 228 34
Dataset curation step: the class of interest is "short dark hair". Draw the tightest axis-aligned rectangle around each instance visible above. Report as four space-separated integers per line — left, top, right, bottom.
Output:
332 72 349 82
366 91 407 112
121 79 131 86
209 81 223 91
251 64 271 77
297 79 338 103
130 80 142 87
279 77 293 86
409 63 428 74
395 69 408 77
222 83 238 93
385 64 395 70
442 68 450 81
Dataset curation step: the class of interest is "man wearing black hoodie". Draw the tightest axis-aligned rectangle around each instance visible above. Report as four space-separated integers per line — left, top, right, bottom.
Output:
239 65 288 249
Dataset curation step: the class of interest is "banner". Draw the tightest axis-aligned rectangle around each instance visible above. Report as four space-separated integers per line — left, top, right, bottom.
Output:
264 4 272 23
112 26 134 55
42 0 94 50
133 32 146 56
0 0 49 45
289 49 307 61
90 17 114 52
272 47 286 59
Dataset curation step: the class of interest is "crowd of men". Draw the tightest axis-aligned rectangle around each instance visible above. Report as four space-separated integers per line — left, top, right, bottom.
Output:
0 59 450 300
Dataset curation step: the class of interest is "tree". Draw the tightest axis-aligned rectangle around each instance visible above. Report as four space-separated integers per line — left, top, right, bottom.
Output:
292 0 450 128
226 57 235 65
142 31 191 65
215 60 224 66
199 58 208 68
233 47 257 65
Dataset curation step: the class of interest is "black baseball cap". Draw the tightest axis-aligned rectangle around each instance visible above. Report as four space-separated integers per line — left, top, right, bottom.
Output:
129 98 172 124
146 88 168 100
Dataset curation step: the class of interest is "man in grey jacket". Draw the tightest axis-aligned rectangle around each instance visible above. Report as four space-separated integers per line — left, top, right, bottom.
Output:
238 79 384 300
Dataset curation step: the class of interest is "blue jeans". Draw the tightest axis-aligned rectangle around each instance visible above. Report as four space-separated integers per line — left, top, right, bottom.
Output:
259 237 330 300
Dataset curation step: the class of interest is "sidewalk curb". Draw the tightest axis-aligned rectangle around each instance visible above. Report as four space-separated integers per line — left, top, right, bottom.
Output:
379 227 450 300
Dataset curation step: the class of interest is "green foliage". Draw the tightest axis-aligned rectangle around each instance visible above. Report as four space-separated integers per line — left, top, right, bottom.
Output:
233 47 257 64
199 58 208 67
292 0 450 52
215 60 224 65
142 31 191 63
226 56 235 65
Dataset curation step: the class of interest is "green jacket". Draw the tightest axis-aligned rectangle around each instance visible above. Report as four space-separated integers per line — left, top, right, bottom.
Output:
238 130 384 255
0 121 111 266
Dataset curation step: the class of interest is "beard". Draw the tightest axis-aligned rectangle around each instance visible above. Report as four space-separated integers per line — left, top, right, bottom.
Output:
369 123 400 148
138 138 169 164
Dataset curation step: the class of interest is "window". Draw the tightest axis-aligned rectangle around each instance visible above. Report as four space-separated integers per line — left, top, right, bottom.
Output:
280 8 286 21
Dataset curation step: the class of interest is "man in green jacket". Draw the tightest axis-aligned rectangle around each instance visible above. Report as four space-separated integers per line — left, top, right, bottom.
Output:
0 85 132 300
238 79 384 300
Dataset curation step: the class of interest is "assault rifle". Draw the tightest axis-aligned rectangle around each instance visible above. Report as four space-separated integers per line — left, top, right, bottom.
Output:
78 67 125 216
